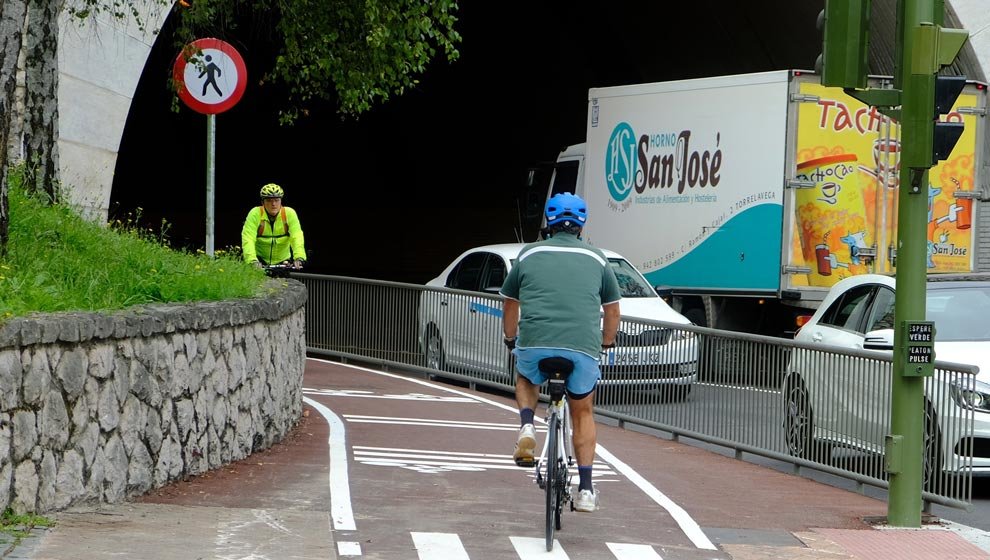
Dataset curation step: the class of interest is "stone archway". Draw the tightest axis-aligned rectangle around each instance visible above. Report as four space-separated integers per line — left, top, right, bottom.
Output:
57 2 174 222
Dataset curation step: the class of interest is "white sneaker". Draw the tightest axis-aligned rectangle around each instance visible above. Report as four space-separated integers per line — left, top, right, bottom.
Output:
573 487 599 512
513 424 536 466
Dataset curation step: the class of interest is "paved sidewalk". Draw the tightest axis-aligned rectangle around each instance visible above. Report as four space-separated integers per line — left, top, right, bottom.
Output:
8 503 334 560
722 522 990 559
7 409 336 560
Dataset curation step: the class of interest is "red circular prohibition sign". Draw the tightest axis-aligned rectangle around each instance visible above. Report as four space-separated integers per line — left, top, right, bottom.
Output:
173 38 247 115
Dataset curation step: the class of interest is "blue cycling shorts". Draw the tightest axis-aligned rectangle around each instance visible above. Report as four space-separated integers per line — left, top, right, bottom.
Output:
512 347 601 395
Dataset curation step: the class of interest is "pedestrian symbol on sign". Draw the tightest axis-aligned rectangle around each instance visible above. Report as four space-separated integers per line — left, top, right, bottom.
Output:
199 55 223 97
173 38 246 115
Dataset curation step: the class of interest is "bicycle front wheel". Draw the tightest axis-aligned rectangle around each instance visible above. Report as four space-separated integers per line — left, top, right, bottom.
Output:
545 412 559 552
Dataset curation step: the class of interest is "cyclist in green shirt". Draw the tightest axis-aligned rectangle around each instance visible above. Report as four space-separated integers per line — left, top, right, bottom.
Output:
241 183 307 268
500 192 620 513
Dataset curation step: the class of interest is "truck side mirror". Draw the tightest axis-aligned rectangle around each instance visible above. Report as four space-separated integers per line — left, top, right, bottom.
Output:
523 190 543 220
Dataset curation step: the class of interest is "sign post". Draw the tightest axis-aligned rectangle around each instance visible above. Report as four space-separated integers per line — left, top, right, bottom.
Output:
173 38 247 257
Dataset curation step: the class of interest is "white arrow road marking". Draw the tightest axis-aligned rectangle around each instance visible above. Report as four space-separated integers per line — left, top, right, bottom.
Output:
411 532 470 559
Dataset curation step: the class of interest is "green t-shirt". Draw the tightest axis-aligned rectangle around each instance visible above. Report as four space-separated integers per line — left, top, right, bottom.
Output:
500 233 621 357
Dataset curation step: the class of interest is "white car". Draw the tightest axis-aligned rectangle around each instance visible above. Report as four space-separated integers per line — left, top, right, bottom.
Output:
782 272 990 484
418 243 699 399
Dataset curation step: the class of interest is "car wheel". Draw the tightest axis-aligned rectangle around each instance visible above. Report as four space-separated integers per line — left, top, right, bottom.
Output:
783 376 827 461
425 327 446 371
923 402 943 492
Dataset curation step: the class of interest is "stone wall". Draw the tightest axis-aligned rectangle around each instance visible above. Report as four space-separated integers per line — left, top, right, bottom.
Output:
0 279 307 514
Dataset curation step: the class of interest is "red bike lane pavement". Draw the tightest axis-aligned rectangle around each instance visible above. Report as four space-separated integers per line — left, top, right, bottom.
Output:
20 358 989 560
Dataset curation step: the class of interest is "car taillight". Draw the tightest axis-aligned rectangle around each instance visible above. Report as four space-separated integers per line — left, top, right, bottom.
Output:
794 314 813 335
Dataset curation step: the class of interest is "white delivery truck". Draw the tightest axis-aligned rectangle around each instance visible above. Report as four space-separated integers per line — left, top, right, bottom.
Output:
542 70 989 336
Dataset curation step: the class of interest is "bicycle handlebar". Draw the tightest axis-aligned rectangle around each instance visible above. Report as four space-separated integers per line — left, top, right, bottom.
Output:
263 262 301 278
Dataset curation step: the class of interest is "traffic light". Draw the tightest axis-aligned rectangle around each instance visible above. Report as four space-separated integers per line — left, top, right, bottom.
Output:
901 24 969 169
816 0 871 89
932 75 966 162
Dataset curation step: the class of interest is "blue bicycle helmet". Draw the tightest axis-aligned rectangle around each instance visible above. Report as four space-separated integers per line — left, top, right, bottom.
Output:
545 192 588 227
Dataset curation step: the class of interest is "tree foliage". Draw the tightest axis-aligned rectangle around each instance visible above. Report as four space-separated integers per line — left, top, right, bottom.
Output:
172 0 461 122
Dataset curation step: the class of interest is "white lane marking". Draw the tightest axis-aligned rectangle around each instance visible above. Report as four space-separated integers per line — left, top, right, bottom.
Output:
607 542 664 559
352 446 616 475
304 388 478 403
411 532 470 560
355 457 618 475
595 445 716 550
510 536 570 558
337 541 363 556
355 450 520 465
307 358 717 551
346 419 520 430
354 445 526 459
303 396 356 532
343 414 523 430
360 460 486 473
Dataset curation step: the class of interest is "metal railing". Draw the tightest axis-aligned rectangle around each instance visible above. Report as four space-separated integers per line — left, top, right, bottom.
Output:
296 273 977 509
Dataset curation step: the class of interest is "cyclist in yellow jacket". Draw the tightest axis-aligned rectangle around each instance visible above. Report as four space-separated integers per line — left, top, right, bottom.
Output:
241 183 307 268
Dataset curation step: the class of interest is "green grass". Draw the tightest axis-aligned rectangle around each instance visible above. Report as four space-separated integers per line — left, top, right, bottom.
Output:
0 168 268 321
0 508 53 547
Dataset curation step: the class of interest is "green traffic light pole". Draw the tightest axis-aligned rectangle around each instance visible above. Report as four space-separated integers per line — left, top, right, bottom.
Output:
821 0 967 527
887 0 931 528
887 0 967 527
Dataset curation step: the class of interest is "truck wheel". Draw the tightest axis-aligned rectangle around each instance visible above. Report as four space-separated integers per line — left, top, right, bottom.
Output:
683 307 707 328
683 307 712 379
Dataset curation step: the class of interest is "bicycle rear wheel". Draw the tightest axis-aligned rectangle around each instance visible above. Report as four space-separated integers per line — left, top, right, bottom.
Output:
545 413 559 551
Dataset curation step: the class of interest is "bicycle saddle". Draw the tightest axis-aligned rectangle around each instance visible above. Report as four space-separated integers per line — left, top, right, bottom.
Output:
537 357 574 376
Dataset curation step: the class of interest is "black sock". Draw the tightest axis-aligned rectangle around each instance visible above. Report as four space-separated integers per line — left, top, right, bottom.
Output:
578 466 593 491
520 408 534 426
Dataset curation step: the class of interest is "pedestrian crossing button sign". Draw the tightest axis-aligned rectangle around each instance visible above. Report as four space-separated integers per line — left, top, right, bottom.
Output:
173 38 247 114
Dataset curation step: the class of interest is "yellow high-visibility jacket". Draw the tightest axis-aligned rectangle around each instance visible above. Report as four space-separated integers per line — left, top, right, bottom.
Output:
241 206 307 264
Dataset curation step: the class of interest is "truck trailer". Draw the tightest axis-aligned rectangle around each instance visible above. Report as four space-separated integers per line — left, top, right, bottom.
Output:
543 70 989 336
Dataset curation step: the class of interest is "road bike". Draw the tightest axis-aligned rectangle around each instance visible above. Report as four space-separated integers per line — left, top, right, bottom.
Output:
528 356 576 552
